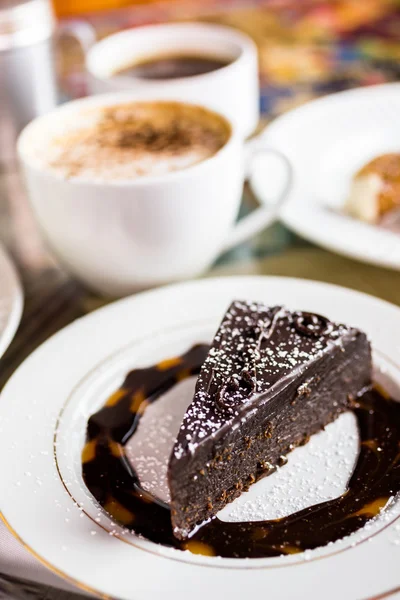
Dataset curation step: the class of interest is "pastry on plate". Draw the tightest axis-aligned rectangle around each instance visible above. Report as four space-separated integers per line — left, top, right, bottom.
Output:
346 153 400 224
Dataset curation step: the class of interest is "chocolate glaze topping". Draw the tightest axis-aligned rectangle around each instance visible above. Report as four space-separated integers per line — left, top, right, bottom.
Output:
171 302 356 462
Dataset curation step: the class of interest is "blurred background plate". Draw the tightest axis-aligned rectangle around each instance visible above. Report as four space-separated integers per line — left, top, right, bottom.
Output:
255 83 400 270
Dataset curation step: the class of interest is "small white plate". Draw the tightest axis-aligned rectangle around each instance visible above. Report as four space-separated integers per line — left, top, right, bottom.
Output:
0 277 399 600
255 83 400 270
0 242 23 358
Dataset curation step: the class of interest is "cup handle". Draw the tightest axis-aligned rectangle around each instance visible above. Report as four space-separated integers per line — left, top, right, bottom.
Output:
221 141 292 252
55 21 96 98
57 20 97 54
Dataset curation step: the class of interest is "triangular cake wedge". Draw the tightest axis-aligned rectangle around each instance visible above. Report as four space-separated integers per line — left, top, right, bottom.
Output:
168 301 371 540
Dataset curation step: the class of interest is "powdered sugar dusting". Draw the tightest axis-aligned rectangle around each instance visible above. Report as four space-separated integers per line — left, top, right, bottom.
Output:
218 411 359 522
124 376 360 522
173 301 354 461
125 377 197 502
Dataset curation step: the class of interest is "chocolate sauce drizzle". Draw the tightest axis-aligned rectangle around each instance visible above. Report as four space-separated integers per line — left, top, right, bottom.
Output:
82 345 400 558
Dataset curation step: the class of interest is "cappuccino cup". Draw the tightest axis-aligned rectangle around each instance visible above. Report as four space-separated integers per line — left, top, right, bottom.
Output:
18 93 291 297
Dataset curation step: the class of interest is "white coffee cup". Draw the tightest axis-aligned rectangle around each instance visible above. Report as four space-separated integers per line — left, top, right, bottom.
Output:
86 23 259 139
18 93 290 297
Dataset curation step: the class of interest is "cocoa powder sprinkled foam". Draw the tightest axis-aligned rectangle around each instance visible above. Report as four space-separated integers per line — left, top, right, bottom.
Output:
25 101 230 181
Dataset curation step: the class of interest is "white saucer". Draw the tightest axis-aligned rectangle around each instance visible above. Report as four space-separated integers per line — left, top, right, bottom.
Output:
0 277 399 600
0 242 23 359
256 83 400 270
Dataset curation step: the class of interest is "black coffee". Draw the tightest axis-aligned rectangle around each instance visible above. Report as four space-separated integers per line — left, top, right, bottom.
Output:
111 54 231 80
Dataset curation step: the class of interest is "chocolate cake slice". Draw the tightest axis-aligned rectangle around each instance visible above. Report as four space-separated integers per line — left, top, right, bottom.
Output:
168 301 371 540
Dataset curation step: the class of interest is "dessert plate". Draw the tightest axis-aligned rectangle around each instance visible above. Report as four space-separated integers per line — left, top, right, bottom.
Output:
254 83 400 270
0 242 23 359
0 276 399 600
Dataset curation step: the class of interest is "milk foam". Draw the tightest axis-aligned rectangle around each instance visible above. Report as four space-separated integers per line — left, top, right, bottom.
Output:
22 101 230 181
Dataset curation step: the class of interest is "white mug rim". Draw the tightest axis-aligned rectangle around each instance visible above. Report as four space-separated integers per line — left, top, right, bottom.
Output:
18 91 240 189
86 22 256 86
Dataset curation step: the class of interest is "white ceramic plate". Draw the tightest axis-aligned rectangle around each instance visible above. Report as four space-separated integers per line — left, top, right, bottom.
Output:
0 242 23 358
255 83 400 270
0 276 399 600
